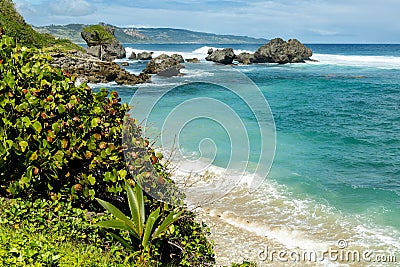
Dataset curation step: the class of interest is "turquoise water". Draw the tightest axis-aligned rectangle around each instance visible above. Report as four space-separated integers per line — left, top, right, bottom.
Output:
94 44 400 251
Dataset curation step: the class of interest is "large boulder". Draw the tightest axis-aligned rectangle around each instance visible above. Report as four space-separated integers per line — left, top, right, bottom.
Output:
171 54 184 63
205 48 236 64
186 58 200 63
143 54 184 76
286 39 313 63
235 52 255 65
81 25 126 61
253 38 312 64
137 51 153 60
128 52 137 60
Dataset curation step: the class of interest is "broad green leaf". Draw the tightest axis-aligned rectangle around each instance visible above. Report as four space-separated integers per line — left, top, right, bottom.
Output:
152 210 184 240
24 166 34 185
142 207 160 248
88 189 95 200
54 150 64 163
61 139 68 149
19 141 28 152
40 79 49 87
103 172 116 183
58 104 66 114
91 117 99 127
4 72 15 88
32 121 42 133
29 151 38 161
22 116 31 126
87 174 96 185
119 169 127 179
52 122 60 133
126 182 145 237
95 198 138 236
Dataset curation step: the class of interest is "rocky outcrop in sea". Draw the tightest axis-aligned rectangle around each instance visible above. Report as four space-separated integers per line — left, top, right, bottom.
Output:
253 38 312 64
50 51 150 85
204 38 312 65
128 52 137 60
143 54 185 76
137 52 153 60
186 58 200 63
81 26 126 61
235 52 255 65
205 48 236 64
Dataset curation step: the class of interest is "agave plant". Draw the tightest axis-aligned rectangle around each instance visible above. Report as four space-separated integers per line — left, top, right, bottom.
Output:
95 182 183 263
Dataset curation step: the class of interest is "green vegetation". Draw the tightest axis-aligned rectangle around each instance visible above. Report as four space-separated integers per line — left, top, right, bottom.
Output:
228 262 257 267
0 0 83 51
0 35 130 203
96 183 184 265
82 25 115 45
0 198 128 266
0 33 215 265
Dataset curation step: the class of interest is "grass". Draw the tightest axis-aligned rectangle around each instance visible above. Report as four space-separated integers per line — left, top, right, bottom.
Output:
0 198 130 266
0 224 126 267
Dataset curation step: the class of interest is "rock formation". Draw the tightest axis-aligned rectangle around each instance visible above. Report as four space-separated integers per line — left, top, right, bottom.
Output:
128 52 137 60
235 52 255 65
143 54 184 76
137 52 153 60
171 54 184 63
50 51 150 85
186 58 200 63
81 25 126 61
253 38 312 64
205 48 236 64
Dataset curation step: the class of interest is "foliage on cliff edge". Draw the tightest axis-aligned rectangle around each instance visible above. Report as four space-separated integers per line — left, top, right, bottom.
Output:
0 0 83 51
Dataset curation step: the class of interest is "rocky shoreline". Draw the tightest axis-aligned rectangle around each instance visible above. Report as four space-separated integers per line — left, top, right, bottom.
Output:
48 25 313 85
50 51 150 85
206 38 313 65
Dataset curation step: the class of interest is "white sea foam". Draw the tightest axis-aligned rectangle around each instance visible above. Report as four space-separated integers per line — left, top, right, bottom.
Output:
122 46 400 71
124 46 253 61
165 155 400 253
311 53 400 69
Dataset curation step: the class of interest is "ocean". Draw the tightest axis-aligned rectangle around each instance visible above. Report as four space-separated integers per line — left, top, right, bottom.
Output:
92 43 400 259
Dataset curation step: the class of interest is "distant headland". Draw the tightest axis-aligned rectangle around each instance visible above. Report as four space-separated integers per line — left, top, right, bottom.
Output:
34 23 269 44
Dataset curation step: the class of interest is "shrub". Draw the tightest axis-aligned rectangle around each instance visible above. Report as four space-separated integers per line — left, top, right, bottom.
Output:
0 34 141 204
168 212 215 266
0 35 215 266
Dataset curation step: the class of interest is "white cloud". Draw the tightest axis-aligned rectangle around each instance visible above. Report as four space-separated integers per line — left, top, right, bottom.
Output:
12 0 400 43
49 0 96 17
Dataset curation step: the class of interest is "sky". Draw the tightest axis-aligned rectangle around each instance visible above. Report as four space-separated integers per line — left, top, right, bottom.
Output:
13 0 400 43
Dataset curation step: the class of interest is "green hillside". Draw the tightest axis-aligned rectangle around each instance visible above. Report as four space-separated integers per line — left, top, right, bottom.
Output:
138 27 267 44
35 23 268 44
0 0 82 51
